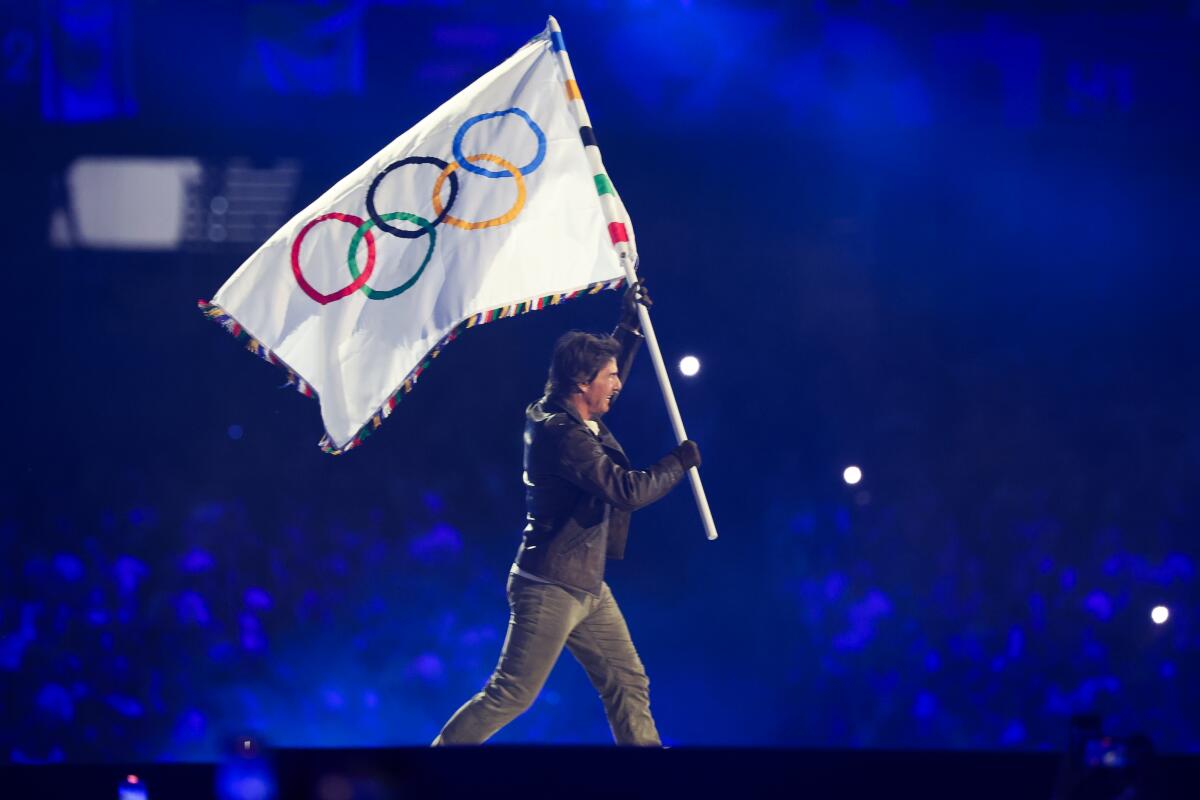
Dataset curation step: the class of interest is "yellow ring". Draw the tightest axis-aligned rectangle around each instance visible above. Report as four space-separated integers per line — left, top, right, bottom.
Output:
431 153 526 230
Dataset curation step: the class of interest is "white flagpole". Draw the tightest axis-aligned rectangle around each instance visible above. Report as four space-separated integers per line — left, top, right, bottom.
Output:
547 16 718 541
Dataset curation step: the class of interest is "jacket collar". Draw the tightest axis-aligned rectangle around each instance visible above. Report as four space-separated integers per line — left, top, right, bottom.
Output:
539 394 585 425
537 395 611 434
534 395 627 460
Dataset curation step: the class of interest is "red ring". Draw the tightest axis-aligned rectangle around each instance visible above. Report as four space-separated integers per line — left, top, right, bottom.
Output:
290 213 376 305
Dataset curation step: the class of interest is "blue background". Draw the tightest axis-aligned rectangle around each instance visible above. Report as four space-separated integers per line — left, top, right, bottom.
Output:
1 0 1198 761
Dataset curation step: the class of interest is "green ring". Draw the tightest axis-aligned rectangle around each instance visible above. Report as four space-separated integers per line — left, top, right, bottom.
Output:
347 212 436 300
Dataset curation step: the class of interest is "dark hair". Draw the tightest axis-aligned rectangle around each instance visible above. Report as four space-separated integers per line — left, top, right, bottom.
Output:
544 330 621 399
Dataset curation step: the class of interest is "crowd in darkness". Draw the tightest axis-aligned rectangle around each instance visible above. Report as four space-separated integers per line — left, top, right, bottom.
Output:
763 348 1199 751
3 475 504 762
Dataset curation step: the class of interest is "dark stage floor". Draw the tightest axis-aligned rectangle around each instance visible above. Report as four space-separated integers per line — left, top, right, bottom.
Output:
4 746 1198 799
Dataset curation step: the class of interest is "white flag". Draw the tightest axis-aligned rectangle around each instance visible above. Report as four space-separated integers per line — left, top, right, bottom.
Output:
201 20 634 453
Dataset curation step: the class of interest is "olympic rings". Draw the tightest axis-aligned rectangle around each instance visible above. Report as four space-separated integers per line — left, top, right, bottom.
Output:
431 154 526 230
291 212 376 305
366 157 458 239
452 108 546 178
346 212 436 301
290 106 546 304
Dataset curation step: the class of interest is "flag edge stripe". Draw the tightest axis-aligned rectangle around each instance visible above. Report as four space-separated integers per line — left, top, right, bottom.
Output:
196 275 626 456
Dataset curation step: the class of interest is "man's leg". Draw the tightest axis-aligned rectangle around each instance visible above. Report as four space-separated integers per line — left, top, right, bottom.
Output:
564 581 661 746
433 575 583 745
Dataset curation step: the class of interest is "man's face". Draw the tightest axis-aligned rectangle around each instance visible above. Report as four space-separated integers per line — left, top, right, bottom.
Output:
578 357 621 420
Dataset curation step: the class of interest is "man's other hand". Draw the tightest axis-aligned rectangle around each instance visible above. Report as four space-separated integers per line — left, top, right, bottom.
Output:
671 440 701 470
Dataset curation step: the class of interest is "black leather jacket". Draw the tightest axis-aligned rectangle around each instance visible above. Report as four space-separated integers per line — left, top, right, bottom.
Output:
513 327 687 595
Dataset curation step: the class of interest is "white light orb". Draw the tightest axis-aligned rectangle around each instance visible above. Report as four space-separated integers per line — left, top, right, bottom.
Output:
679 355 701 377
843 465 862 485
1151 605 1170 624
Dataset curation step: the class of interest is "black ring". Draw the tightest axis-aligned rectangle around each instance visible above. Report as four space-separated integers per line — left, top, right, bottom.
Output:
365 156 459 239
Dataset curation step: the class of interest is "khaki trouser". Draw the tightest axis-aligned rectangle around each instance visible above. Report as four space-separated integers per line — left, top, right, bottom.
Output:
432 573 661 746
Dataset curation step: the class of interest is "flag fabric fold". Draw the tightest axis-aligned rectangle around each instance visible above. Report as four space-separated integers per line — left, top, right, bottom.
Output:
201 20 634 454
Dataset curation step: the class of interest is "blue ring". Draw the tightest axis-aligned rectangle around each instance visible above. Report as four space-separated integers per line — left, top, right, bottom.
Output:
452 108 546 179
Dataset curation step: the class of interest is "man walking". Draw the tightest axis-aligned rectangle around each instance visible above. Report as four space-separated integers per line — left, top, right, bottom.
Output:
432 284 701 746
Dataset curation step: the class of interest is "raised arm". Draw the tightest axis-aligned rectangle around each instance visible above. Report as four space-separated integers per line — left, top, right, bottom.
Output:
611 281 651 388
